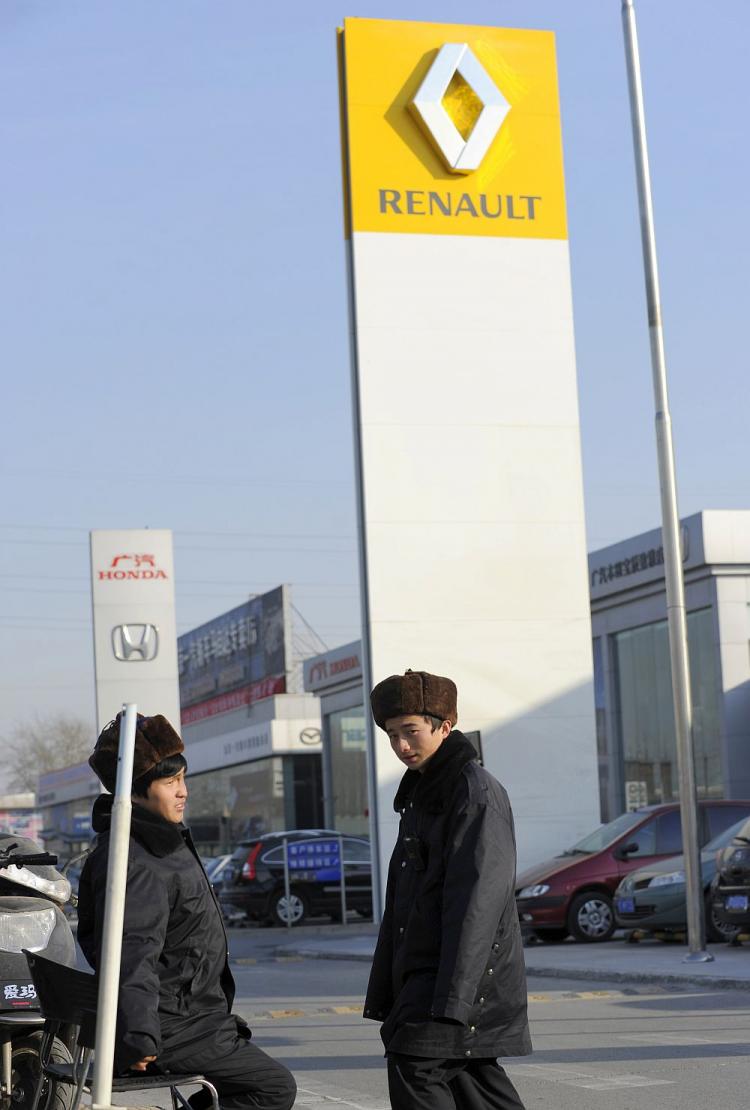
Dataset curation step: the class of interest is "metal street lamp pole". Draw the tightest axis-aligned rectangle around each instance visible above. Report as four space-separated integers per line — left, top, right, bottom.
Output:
620 0 711 962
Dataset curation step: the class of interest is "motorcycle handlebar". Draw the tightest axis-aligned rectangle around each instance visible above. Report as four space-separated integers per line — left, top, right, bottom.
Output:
0 852 58 868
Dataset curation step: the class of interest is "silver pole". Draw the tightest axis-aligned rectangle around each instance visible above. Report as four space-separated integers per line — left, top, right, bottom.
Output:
620 0 710 962
282 837 292 929
92 703 138 1110
337 834 348 925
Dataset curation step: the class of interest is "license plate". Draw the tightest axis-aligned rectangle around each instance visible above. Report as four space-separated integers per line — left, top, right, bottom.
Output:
617 898 636 915
726 894 748 912
0 981 36 1008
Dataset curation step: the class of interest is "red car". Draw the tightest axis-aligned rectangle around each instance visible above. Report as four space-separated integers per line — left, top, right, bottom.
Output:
516 800 750 942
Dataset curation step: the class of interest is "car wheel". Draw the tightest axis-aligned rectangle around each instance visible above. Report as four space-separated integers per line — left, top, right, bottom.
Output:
567 891 615 942
705 893 741 943
270 888 309 927
532 927 568 943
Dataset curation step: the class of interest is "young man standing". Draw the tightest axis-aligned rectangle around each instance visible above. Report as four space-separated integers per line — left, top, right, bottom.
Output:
364 670 531 1110
78 713 296 1110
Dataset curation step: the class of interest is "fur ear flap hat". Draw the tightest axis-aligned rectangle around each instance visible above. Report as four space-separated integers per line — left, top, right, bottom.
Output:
370 669 458 731
89 713 184 793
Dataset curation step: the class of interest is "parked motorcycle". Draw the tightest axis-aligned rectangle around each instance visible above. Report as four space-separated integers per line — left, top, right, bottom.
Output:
0 836 77 1110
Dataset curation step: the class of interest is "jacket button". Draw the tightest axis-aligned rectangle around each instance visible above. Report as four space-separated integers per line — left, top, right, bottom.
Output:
478 997 485 1004
465 1050 471 1057
469 1026 475 1033
488 969 494 976
399 927 404 934
401 861 407 868
492 943 499 951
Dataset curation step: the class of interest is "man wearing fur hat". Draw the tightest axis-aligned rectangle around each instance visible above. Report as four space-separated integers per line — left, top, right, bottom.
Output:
78 713 296 1110
364 670 531 1109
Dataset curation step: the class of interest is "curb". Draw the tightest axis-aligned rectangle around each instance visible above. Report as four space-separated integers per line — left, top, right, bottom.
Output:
523 962 750 992
274 945 750 991
272 946 373 963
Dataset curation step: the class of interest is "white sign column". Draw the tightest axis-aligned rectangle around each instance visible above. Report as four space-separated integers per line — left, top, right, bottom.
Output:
90 529 180 731
339 17 600 898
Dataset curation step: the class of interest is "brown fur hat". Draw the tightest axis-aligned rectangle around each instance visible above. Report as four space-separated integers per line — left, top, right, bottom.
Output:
89 713 184 793
370 669 458 730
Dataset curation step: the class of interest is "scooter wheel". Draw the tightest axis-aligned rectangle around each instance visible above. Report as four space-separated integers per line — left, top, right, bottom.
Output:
11 1032 74 1110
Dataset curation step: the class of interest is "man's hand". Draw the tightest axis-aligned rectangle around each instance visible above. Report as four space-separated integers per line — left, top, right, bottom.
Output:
130 1056 157 1072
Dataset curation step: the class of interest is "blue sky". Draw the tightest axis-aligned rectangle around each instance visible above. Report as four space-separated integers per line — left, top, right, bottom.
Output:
1 0 748 757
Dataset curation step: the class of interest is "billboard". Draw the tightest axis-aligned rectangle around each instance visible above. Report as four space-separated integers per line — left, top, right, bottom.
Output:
90 530 180 732
178 586 291 726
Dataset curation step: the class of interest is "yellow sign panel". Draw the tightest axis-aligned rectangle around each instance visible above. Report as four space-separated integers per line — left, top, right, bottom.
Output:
339 17 568 239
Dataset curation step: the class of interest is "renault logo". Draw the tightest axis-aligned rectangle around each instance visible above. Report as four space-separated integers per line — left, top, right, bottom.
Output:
410 43 510 174
112 624 159 662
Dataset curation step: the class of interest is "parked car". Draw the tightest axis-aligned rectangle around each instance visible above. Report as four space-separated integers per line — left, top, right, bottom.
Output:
710 816 750 931
516 800 750 943
613 817 750 941
204 853 233 883
218 830 372 926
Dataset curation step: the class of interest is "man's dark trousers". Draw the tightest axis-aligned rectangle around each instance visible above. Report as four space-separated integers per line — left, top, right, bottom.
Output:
161 1027 296 1110
387 1053 525 1110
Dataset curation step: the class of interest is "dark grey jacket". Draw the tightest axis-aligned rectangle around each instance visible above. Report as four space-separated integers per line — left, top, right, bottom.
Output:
78 795 242 1074
364 731 532 1059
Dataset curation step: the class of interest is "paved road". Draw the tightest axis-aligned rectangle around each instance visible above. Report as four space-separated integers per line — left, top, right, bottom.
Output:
225 927 750 1110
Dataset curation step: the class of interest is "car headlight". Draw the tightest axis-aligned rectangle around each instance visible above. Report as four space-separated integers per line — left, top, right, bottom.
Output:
648 870 685 888
518 883 550 898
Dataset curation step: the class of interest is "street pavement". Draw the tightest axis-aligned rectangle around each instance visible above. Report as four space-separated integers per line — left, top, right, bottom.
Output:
104 923 750 1109
231 924 750 1109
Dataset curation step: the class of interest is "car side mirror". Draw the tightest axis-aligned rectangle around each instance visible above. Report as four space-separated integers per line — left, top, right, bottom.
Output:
614 841 639 861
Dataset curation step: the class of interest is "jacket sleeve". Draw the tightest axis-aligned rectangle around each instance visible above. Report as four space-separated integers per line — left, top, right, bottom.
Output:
80 850 169 1072
431 798 516 1025
363 842 398 1021
115 862 170 1071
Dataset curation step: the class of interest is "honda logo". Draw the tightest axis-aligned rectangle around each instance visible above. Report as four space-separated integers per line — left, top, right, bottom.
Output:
112 624 159 662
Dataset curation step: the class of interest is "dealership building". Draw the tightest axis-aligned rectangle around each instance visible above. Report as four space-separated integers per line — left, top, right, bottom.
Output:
37 512 750 865
590 510 750 822
301 511 750 862
37 583 323 855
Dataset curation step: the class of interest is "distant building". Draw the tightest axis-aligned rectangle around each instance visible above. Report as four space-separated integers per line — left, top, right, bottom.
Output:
303 642 367 835
590 510 750 822
0 792 43 844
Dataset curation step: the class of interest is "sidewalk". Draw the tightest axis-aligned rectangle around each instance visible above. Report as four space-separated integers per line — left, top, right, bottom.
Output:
272 929 750 991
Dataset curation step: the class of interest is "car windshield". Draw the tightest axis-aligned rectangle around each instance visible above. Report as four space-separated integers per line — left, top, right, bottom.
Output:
562 810 648 855
710 816 750 851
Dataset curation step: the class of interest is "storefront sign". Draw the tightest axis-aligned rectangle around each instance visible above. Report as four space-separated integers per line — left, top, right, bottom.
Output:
303 640 362 693
590 525 691 597
179 586 290 724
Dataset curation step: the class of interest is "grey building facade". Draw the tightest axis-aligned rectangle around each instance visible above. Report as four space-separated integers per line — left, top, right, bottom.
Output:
590 511 750 822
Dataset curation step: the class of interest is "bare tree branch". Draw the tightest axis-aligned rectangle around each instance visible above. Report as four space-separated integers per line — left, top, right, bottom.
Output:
0 714 93 793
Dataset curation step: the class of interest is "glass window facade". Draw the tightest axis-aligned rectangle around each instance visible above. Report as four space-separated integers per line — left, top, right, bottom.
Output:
613 607 721 806
186 754 323 853
327 706 368 835
592 637 610 821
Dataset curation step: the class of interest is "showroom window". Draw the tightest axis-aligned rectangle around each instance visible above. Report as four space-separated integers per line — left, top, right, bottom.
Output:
613 607 721 806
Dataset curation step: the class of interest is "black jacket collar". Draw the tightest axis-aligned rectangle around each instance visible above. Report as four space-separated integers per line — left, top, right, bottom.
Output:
91 793 185 857
393 729 478 814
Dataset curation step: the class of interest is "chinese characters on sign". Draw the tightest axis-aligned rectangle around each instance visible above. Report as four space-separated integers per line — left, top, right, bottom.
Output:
179 614 258 673
178 587 289 723
591 546 664 588
286 840 341 881
3 983 36 1004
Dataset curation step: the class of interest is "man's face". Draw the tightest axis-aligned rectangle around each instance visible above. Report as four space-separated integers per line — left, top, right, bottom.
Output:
134 768 188 824
385 715 451 772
